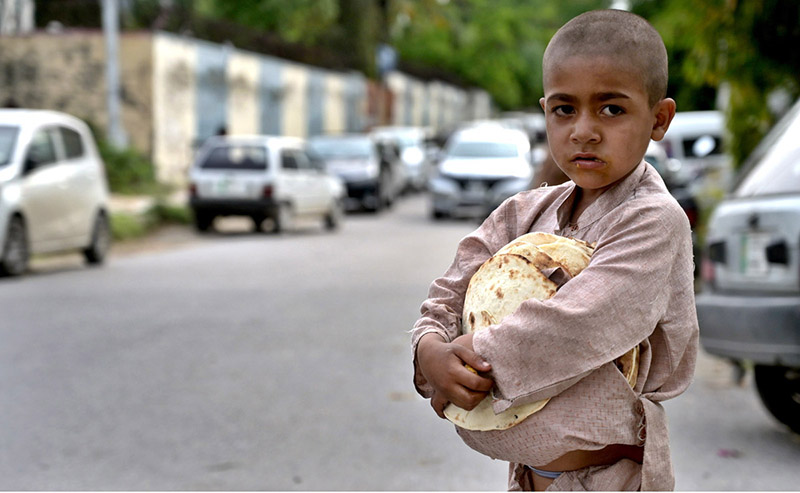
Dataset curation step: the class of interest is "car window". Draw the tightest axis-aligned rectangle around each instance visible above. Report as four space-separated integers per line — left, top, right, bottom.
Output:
60 126 85 159
281 150 299 170
25 129 57 168
448 141 519 158
308 138 372 159
733 101 800 197
200 145 268 170
682 135 723 158
0 125 19 167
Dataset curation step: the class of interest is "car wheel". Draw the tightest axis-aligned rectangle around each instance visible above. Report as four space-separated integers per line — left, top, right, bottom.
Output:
194 211 214 232
431 209 448 220
273 203 293 233
252 214 267 232
754 365 800 433
0 215 29 277
324 199 344 231
83 212 111 265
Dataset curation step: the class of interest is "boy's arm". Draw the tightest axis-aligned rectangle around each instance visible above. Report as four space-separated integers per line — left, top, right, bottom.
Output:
410 199 520 397
473 198 698 412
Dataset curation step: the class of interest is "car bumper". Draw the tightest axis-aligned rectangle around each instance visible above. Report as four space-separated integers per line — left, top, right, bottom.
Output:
696 290 800 366
190 197 279 216
342 179 379 199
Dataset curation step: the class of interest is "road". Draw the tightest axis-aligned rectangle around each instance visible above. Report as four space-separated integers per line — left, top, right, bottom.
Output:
1 194 798 490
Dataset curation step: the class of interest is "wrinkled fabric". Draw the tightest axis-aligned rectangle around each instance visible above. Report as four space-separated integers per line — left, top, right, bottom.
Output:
410 161 699 490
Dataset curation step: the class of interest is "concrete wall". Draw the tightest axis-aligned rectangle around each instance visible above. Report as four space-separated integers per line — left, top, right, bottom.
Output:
0 30 154 156
1 30 492 186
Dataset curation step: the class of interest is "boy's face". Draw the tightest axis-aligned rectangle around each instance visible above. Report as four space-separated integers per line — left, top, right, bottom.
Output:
540 54 674 196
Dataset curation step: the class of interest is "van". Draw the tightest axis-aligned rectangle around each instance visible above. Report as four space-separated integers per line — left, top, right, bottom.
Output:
0 109 111 276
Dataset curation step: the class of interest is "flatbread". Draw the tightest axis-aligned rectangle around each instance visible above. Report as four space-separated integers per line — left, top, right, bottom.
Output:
445 232 639 431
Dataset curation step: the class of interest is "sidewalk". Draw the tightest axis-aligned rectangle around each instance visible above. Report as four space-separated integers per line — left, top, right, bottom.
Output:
108 190 188 216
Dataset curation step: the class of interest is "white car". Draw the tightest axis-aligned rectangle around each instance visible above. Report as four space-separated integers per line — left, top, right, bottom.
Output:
0 109 111 277
429 125 534 219
188 135 346 233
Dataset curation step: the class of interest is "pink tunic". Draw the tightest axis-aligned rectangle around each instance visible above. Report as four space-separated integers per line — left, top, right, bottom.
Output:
411 161 698 490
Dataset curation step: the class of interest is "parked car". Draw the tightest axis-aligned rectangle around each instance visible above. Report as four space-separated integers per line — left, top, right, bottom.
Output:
307 134 403 212
188 135 346 233
695 98 800 433
429 125 534 220
660 110 732 195
645 140 700 268
0 109 111 277
369 126 434 192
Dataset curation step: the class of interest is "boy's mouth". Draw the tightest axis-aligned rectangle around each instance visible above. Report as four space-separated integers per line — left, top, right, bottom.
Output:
571 153 605 169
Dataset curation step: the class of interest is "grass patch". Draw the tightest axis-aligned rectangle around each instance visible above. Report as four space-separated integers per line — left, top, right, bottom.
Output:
110 213 148 241
110 202 192 241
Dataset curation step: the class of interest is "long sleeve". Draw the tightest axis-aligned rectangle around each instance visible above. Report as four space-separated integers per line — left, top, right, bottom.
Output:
473 194 695 412
409 196 529 396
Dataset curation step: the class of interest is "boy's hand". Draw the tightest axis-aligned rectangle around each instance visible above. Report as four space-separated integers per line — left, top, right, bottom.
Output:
417 333 493 418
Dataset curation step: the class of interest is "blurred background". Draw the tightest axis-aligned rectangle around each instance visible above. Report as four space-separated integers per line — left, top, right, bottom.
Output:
1 0 799 490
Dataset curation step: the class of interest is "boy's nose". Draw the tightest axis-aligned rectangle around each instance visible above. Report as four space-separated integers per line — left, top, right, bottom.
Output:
570 115 601 144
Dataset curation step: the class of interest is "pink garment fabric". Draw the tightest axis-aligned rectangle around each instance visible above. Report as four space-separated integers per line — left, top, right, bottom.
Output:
410 161 699 490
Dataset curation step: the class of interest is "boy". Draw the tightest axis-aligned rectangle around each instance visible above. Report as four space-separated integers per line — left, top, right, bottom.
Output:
411 9 698 491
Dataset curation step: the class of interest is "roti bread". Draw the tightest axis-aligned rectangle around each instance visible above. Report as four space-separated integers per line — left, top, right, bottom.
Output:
445 232 639 431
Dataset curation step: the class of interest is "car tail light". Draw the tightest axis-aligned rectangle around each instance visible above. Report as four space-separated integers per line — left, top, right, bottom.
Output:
684 206 698 229
702 241 726 289
188 182 197 197
700 256 716 286
262 185 273 198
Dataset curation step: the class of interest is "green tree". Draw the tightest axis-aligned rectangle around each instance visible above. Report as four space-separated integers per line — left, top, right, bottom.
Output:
631 0 800 169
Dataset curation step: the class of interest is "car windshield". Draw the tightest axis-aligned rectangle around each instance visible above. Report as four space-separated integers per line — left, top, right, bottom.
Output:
448 141 519 158
308 138 372 159
733 101 800 197
200 145 268 170
0 126 19 167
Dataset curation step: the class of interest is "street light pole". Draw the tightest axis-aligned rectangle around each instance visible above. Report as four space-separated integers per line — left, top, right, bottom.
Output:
102 0 127 148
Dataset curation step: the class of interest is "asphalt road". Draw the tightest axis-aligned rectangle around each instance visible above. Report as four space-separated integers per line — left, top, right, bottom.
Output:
1 194 798 490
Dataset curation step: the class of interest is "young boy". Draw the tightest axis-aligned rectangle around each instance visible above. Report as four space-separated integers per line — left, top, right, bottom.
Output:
411 9 698 491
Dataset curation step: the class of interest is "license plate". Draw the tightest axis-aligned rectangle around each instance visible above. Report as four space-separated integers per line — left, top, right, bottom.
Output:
216 177 249 198
740 232 770 277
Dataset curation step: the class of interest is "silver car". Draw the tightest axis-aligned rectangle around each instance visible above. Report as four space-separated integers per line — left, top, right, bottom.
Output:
429 125 533 220
695 99 800 433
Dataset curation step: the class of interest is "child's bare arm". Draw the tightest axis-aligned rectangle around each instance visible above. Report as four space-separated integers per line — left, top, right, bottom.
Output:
417 332 493 418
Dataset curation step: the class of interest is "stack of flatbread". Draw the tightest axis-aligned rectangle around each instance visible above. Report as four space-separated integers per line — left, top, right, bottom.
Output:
444 232 639 431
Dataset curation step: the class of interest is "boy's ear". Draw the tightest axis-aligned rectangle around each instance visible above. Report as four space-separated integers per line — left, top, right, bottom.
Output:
650 98 676 141
539 97 546 112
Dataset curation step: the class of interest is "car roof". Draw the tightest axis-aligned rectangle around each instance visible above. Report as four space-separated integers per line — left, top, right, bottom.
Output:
0 108 87 128
666 111 724 136
450 124 529 143
202 134 304 147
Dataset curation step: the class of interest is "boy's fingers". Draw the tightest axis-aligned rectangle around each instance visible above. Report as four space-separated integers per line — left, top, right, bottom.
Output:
463 369 494 392
431 393 449 419
450 386 489 411
454 345 491 372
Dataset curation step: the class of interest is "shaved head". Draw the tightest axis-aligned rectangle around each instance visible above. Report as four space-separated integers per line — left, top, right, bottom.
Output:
543 9 668 107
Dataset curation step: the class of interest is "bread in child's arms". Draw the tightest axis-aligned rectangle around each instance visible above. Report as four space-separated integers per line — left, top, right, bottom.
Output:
444 232 639 431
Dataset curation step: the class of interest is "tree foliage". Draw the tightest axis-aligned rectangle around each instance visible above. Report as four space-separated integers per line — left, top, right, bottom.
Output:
631 0 800 169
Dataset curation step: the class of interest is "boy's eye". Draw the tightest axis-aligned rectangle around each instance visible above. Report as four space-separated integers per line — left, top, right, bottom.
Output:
601 105 625 116
553 105 575 116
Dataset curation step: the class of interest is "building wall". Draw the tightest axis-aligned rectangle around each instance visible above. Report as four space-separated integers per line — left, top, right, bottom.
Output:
1 30 492 186
0 31 154 156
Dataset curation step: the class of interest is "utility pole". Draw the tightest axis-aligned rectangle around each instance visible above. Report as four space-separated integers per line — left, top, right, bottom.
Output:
102 0 128 148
